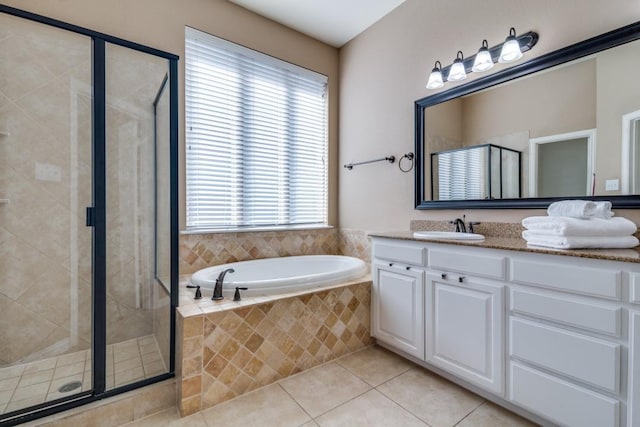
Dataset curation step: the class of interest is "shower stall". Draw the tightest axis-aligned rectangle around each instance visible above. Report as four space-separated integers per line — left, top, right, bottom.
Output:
0 6 178 425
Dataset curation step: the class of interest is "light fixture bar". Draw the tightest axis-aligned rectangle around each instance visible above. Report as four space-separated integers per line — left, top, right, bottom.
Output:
438 31 538 84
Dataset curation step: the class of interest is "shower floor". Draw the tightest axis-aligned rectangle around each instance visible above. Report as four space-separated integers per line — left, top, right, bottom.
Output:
0 335 166 415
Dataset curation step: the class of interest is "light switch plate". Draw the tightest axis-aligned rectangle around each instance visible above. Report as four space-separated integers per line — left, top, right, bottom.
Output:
605 179 619 191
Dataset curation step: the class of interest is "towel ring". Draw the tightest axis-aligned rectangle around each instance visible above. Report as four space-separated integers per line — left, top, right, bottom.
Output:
399 152 414 173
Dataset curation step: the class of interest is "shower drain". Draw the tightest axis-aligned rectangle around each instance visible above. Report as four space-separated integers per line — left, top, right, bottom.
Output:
58 380 83 393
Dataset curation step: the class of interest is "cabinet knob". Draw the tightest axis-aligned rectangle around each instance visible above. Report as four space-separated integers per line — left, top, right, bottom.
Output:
389 263 393 267
458 276 465 283
406 266 411 270
441 273 447 280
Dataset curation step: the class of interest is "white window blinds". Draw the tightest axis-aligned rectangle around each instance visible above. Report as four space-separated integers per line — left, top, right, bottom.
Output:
185 27 329 231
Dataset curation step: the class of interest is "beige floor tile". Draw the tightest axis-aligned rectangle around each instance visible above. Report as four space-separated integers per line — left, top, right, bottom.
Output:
301 422 320 427
457 402 538 427
337 345 413 386
5 395 45 413
0 389 13 404
23 358 56 375
316 389 428 427
56 351 87 367
53 362 84 379
115 366 144 387
122 407 208 427
12 381 50 401
201 383 311 427
377 368 483 427
280 362 371 417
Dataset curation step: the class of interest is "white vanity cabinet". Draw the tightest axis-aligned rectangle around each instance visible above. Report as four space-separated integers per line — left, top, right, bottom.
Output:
371 241 427 359
425 272 504 395
370 235 640 427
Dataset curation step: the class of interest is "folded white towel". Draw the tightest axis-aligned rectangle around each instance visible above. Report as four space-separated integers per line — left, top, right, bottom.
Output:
522 216 637 237
522 232 639 249
547 200 613 219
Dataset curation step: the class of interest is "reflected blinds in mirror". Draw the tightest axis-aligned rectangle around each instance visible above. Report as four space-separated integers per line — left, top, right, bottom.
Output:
435 148 484 200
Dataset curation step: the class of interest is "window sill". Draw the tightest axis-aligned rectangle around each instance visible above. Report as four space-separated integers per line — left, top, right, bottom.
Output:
180 224 334 235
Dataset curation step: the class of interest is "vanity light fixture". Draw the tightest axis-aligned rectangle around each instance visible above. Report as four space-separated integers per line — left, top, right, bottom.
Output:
425 27 538 89
426 61 444 89
499 27 523 63
447 51 467 82
472 40 494 72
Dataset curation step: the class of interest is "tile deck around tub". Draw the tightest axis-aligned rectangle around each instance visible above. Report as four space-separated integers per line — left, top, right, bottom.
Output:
0 335 166 416
177 274 372 317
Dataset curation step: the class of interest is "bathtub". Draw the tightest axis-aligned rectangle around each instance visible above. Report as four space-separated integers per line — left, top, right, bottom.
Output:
189 255 368 297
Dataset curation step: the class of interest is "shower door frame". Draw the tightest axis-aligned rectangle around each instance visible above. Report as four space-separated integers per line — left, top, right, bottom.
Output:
0 5 179 425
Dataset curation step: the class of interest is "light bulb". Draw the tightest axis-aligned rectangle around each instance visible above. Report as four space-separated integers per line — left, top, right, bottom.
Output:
426 61 444 89
472 40 494 72
499 28 523 63
447 51 467 82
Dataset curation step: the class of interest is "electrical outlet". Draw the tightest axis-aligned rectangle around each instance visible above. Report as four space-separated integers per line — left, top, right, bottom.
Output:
35 162 62 182
605 179 619 191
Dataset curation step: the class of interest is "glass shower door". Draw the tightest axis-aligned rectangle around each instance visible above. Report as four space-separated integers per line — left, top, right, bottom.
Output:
104 43 171 390
0 13 93 414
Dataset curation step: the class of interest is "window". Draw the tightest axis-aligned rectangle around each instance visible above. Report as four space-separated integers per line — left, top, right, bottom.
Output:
185 27 329 231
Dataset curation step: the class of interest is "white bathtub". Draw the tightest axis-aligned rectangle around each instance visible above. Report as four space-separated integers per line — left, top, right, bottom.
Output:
189 255 368 297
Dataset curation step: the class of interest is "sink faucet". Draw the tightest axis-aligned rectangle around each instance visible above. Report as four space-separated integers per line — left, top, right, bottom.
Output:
212 268 235 300
450 215 481 233
451 215 467 233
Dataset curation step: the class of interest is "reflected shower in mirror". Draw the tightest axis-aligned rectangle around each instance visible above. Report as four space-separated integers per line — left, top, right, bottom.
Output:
415 21 640 209
431 144 521 200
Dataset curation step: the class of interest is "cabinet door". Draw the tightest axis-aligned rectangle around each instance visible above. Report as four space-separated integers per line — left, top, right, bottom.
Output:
425 272 504 395
372 262 425 359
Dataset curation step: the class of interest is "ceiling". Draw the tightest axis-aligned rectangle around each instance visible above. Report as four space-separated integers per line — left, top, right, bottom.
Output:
228 0 407 47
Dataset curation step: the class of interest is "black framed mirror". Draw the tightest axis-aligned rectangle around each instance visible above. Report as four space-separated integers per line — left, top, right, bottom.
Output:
415 21 640 209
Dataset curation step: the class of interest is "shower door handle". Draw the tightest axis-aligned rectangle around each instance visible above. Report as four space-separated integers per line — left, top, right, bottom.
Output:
86 206 95 227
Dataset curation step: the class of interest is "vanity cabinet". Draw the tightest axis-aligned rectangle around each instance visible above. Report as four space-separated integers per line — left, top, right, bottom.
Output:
370 236 640 427
425 272 504 395
371 241 427 359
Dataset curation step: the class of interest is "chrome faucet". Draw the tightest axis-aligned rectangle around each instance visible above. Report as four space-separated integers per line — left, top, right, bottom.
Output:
212 268 235 300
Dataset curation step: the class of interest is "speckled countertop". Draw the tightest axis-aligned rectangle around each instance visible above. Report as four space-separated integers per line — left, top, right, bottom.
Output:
368 220 640 264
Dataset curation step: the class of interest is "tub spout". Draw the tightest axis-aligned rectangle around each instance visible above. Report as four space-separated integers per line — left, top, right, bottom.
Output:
212 268 235 300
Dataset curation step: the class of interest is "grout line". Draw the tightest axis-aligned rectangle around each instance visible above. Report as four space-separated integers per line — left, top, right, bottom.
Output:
452 400 487 426
275 382 315 423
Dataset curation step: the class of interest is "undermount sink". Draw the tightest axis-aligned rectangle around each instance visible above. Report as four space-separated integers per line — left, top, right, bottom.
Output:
413 231 485 241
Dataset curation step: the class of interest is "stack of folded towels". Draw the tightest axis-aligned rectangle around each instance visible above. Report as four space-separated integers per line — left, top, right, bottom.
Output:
522 200 639 249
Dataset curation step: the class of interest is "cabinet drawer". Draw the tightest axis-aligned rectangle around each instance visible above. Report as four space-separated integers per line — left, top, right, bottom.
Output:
428 249 505 280
374 242 426 266
510 258 621 299
510 318 620 393
510 288 621 336
510 362 619 427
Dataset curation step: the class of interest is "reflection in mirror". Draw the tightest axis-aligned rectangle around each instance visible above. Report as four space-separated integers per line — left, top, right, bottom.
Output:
431 144 520 200
415 22 640 209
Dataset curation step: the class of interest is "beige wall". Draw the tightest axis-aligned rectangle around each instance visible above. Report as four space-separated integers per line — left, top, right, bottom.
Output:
339 0 640 231
3 0 340 228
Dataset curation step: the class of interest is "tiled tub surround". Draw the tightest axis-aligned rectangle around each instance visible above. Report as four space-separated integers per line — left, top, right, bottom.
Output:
176 277 372 416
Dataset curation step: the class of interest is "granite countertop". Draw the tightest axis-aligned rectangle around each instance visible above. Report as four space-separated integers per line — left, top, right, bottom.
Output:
369 220 640 264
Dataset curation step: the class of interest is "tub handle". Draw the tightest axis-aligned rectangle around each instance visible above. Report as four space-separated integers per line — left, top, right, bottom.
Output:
234 287 249 302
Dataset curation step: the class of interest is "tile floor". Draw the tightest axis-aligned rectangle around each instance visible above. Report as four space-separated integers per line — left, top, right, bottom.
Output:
0 335 166 416
122 345 537 427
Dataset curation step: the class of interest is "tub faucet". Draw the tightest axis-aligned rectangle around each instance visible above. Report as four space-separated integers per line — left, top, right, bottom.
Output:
212 268 235 300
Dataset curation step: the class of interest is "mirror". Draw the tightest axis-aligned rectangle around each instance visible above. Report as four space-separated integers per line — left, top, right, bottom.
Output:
415 21 640 209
